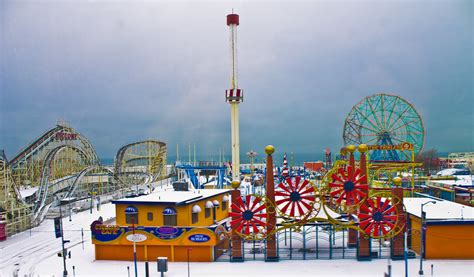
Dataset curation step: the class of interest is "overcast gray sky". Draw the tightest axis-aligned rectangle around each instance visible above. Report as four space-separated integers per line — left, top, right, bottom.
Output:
1 0 473 160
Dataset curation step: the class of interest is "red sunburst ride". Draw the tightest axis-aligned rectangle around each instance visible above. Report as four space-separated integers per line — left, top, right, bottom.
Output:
329 166 368 206
229 195 267 235
275 176 316 218
358 197 398 237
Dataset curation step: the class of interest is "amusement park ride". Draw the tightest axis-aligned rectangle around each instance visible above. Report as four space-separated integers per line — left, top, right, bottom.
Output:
227 144 407 261
0 122 168 238
1 13 431 267
221 18 426 261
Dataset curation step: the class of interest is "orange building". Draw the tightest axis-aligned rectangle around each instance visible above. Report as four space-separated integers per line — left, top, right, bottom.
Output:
304 162 324 172
91 188 231 262
405 197 474 259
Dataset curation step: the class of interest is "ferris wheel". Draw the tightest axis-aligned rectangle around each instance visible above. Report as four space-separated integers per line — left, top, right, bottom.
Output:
343 93 425 161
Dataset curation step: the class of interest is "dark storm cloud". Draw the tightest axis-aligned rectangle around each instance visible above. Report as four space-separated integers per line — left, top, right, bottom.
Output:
1 0 472 160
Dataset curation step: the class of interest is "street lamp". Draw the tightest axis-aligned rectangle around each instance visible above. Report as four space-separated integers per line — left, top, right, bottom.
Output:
419 200 436 275
68 199 72 222
54 195 69 277
187 248 192 277
125 206 138 277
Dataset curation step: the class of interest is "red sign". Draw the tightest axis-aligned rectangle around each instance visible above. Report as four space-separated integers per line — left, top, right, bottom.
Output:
55 132 78 141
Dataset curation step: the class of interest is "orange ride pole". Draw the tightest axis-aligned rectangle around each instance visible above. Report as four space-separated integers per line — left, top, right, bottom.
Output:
347 145 357 247
230 180 243 262
391 177 405 260
265 145 278 261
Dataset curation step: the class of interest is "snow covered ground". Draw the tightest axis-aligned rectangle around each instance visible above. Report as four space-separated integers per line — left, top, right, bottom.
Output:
2 182 474 276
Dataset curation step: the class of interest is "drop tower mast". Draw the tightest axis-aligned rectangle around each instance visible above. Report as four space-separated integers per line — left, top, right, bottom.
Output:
225 13 243 182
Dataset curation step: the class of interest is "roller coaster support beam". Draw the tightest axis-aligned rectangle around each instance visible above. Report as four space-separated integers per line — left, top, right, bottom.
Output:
230 180 243 262
265 145 278 261
346 145 358 248
357 144 371 260
391 177 405 260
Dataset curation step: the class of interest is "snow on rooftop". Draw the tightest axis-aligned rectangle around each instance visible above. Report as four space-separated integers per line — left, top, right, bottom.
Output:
430 175 474 187
112 189 231 205
436 168 471 176
404 197 474 221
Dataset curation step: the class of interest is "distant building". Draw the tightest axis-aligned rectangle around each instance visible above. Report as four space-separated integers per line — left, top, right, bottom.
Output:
405 197 474 259
240 163 266 171
91 188 231 262
447 152 474 171
304 161 324 172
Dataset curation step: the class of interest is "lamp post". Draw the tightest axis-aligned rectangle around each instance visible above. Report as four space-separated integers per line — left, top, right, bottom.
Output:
69 199 72 222
187 248 192 277
55 196 69 277
125 206 138 277
419 200 436 275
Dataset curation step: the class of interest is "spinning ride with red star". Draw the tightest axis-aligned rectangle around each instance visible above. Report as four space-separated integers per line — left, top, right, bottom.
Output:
229 195 267 236
275 176 316 219
328 166 368 207
358 196 398 238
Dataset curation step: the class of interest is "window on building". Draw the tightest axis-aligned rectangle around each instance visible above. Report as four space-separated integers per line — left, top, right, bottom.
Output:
191 205 201 224
125 206 138 225
205 201 213 218
126 214 138 225
212 200 219 221
163 207 177 226
192 213 199 224
147 212 153 221
222 195 229 211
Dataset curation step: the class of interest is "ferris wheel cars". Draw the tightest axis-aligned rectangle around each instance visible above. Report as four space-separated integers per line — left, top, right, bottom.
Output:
343 93 425 161
275 176 317 219
328 165 368 208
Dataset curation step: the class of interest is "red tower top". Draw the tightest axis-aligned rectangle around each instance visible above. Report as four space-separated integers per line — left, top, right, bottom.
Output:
227 14 239 26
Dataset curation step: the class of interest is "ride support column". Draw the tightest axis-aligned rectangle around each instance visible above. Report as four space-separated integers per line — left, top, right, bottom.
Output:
230 181 243 262
391 178 405 260
265 145 278 261
347 145 357 248
357 144 371 260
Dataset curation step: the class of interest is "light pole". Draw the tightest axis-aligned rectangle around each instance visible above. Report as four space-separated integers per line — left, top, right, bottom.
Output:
55 196 69 277
125 206 138 277
89 193 93 214
68 199 72 222
419 200 436 275
187 248 192 277
404 212 409 277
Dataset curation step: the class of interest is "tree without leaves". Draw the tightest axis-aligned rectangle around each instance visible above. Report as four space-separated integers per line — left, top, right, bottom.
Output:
415 148 440 175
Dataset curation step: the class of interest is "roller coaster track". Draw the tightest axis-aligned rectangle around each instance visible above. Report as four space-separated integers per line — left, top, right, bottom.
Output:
9 124 98 170
65 165 125 198
34 146 86 212
114 140 167 181
4 125 169 234
0 156 25 207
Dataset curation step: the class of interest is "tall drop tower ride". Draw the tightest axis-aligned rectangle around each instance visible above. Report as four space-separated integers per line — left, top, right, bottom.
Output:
225 13 243 182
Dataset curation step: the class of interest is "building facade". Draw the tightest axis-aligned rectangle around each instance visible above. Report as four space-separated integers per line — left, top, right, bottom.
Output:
91 189 231 262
